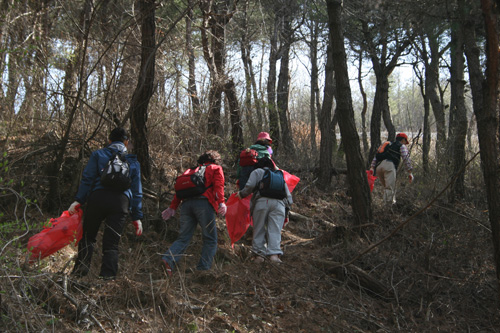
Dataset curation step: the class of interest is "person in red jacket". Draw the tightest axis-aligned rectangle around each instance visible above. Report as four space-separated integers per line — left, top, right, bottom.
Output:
161 150 226 275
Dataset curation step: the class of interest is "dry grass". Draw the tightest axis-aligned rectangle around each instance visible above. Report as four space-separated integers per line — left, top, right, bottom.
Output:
1 128 499 332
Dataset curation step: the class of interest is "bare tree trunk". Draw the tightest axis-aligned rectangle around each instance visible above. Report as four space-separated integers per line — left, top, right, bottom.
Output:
200 0 236 137
417 69 431 175
448 14 467 202
309 20 319 155
472 0 500 301
357 53 368 155
318 43 335 188
327 0 372 224
240 0 257 137
368 78 385 162
276 5 295 154
425 27 448 157
125 0 156 179
225 79 243 151
267 12 281 148
186 0 201 116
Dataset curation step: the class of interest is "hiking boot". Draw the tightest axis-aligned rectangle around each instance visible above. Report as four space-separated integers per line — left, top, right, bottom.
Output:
161 259 173 276
253 256 264 263
269 255 282 263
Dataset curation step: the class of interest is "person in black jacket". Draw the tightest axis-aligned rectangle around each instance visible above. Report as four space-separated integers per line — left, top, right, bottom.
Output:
370 133 414 205
68 127 143 280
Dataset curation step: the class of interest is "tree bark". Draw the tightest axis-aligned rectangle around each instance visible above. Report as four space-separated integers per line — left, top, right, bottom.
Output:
447 10 467 201
309 20 319 155
425 26 448 158
327 0 372 224
318 43 335 188
200 0 237 137
225 79 244 151
126 0 156 179
266 9 281 149
357 52 368 155
276 5 295 154
473 0 500 301
240 0 258 137
186 0 201 116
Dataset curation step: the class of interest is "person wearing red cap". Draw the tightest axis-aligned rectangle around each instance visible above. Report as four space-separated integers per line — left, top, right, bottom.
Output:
236 132 274 190
370 133 413 204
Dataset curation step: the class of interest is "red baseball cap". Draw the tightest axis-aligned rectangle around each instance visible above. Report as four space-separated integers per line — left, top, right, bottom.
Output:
396 132 409 143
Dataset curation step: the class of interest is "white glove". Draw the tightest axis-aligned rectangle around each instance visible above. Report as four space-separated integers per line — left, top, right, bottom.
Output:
409 173 414 184
217 203 227 217
132 220 143 236
68 201 80 215
162 208 176 221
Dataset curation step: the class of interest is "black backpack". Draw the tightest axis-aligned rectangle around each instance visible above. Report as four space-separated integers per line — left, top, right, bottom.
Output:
375 141 402 167
100 150 131 191
258 169 287 199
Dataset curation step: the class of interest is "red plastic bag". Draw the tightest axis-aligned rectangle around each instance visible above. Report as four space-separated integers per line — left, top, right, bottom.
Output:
225 193 252 248
27 207 83 263
366 170 377 192
282 170 300 192
225 170 300 247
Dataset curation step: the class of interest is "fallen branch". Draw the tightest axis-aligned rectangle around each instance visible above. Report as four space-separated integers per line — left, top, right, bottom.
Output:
312 259 393 300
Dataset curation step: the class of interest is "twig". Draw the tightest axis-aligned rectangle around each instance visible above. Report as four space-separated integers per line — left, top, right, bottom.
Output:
59 275 106 331
431 203 491 232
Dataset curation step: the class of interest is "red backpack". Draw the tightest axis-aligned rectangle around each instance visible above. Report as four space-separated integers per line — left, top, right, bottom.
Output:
239 148 259 166
174 165 211 199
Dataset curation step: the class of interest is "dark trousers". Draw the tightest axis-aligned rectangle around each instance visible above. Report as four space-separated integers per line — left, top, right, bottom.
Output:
72 189 129 278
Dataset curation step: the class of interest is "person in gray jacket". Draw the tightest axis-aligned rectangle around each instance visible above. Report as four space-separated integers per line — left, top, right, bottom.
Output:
236 157 292 263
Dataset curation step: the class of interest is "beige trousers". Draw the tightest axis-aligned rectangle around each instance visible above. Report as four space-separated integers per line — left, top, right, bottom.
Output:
376 160 397 204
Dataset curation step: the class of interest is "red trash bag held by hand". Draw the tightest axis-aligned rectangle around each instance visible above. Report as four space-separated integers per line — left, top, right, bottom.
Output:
225 193 252 248
27 207 84 263
225 170 300 246
282 170 300 193
366 170 377 192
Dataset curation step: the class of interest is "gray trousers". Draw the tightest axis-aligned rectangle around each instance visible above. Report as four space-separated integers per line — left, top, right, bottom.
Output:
252 197 285 256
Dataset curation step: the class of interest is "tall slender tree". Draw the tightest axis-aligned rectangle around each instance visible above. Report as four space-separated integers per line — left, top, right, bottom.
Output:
318 41 335 187
466 0 500 301
447 4 467 201
124 0 157 179
326 0 371 224
186 0 201 116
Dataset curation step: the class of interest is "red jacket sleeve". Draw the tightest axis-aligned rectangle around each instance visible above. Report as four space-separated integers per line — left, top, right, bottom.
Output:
169 194 181 210
203 164 225 211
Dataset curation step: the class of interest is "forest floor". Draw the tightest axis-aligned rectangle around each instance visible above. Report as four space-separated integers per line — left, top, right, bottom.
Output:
2 163 500 332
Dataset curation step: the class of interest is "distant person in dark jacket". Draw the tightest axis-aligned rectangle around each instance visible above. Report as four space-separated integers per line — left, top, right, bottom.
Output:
370 132 413 205
68 127 143 280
